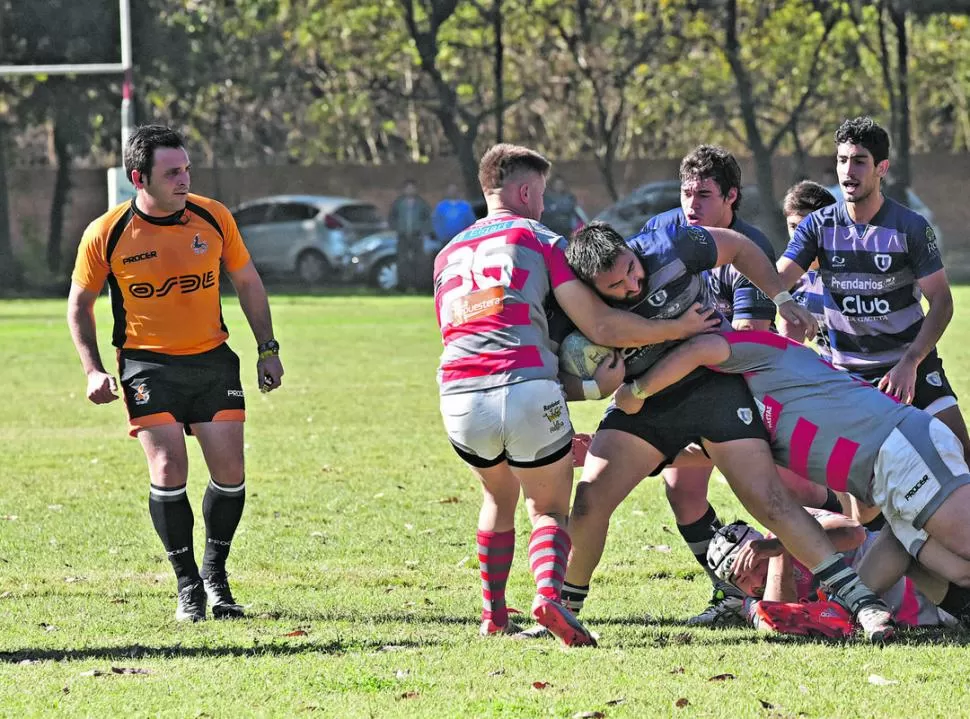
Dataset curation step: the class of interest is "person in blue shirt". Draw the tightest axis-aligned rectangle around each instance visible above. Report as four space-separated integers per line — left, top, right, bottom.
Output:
432 183 476 244
778 117 969 461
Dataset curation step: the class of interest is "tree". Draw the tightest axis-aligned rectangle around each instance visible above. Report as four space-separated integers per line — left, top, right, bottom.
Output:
539 0 686 200
692 0 847 245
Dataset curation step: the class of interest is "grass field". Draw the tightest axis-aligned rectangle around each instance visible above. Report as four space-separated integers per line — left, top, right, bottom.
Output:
2 293 970 718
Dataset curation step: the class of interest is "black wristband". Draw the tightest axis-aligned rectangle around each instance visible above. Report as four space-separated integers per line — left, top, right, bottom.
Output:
257 339 280 358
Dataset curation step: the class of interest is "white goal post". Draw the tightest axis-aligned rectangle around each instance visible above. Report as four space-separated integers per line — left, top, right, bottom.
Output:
0 0 134 208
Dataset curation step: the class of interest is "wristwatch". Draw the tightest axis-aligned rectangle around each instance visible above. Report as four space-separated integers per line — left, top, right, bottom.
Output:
257 339 280 359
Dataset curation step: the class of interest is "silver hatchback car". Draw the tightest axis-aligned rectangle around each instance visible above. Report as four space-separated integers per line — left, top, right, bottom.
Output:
232 195 387 284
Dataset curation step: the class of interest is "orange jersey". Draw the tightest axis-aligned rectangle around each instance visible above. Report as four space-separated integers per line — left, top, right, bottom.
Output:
71 194 251 355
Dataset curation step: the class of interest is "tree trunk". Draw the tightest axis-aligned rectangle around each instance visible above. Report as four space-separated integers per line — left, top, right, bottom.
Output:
493 0 504 143
47 115 72 274
723 0 787 249
0 124 23 291
889 4 910 203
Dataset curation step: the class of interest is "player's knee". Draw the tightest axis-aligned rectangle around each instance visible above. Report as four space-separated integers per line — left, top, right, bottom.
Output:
210 462 245 487
149 455 189 486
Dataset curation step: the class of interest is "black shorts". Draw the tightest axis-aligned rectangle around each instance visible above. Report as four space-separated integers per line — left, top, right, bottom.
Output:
117 343 245 437
856 350 957 412
598 369 769 474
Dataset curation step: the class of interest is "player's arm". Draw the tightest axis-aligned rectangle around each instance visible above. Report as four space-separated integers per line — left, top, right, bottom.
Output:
763 553 798 603
776 256 808 292
227 260 284 392
558 349 624 402
553 278 719 348
879 269 953 403
66 282 119 404
776 215 816 289
613 334 731 414
706 227 815 340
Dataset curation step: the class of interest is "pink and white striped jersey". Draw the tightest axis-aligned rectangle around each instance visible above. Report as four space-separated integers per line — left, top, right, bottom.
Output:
434 212 576 396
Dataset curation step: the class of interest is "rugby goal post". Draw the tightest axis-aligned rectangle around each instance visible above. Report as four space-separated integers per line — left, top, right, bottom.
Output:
0 0 135 208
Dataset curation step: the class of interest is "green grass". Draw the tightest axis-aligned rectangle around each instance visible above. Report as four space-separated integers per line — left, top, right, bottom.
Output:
2 293 970 718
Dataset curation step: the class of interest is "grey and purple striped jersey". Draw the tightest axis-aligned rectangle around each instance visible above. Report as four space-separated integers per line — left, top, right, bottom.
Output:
643 208 777 324
791 270 831 355
783 198 944 372
434 213 576 396
714 331 912 503
547 223 722 384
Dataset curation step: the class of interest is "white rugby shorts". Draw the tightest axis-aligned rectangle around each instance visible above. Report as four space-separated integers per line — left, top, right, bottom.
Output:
439 379 573 467
872 416 970 556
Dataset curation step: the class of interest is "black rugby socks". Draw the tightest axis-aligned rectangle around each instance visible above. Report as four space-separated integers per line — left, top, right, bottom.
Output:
149 483 201 590
201 479 246 579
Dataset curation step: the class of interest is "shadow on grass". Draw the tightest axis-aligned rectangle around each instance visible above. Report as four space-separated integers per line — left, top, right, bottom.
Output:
0 637 436 664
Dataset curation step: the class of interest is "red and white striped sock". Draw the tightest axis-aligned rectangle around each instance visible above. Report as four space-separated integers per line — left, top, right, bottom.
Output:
477 529 515 626
528 525 570 602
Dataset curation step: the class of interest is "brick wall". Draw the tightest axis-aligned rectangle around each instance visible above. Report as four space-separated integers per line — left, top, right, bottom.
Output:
9 151 970 277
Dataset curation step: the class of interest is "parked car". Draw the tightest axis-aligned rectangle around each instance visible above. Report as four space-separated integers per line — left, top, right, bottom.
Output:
594 180 785 247
346 231 443 291
232 195 387 284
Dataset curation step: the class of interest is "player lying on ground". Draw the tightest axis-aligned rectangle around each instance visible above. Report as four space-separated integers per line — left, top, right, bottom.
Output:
522 222 896 643
614 329 970 626
706 509 953 633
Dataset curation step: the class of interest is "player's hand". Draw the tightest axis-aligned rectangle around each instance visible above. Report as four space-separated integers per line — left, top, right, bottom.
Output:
775 314 804 342
613 382 645 415
731 539 778 575
257 355 284 393
776 300 817 342
878 357 917 404
86 371 119 404
672 303 720 339
593 350 625 397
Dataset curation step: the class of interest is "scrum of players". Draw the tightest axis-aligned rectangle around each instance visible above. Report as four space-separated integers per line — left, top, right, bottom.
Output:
432 116 970 646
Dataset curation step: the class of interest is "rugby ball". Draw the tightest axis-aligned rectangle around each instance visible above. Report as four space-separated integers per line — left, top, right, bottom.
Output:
558 331 613 379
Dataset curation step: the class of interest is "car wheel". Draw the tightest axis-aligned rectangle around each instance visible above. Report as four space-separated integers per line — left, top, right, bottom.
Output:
296 251 330 285
371 258 398 291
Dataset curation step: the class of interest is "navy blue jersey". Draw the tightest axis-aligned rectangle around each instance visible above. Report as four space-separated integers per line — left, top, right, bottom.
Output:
551 224 721 383
643 208 777 323
783 197 944 372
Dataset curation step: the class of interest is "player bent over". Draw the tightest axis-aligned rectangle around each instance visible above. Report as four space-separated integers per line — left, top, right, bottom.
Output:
67 125 283 621
545 222 895 643
434 144 717 646
616 329 970 631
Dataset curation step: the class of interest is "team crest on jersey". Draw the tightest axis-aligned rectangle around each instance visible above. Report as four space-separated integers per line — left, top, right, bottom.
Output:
647 289 668 307
131 381 151 405
191 233 208 255
686 226 709 244
874 254 892 272
926 371 943 388
737 407 753 425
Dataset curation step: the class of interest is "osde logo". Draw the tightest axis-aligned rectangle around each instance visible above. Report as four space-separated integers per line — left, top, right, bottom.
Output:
129 271 216 298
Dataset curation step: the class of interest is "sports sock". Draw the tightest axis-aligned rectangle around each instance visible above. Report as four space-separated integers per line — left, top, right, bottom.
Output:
477 529 515 626
529 525 570 602
939 583 970 622
201 479 246 579
561 582 589 615
820 489 844 514
149 483 200 591
677 504 730 586
812 553 881 613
